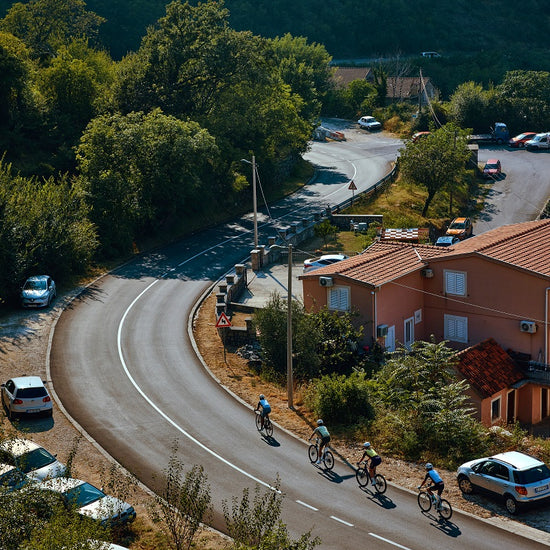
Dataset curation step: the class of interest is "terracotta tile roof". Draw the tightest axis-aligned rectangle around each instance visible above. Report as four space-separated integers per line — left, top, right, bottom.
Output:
332 67 373 87
300 241 450 287
435 219 550 278
455 338 525 398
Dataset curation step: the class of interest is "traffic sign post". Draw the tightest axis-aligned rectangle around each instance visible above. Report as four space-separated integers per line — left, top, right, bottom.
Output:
216 312 232 363
348 180 357 205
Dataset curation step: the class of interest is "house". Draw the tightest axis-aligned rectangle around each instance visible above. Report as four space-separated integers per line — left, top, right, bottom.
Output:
455 338 549 427
331 67 438 105
300 219 550 425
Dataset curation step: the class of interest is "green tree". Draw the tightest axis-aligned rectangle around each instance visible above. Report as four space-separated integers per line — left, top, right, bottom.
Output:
152 445 212 550
222 478 320 550
448 81 499 131
313 219 337 248
398 122 471 217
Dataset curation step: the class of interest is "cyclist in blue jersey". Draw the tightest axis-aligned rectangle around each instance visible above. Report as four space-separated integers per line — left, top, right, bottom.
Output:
419 463 445 509
309 419 330 464
255 394 271 430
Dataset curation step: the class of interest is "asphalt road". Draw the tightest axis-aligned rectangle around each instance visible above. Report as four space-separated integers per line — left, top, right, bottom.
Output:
49 126 550 549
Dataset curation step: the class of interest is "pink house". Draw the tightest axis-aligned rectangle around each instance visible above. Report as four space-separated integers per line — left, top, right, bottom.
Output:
300 219 550 426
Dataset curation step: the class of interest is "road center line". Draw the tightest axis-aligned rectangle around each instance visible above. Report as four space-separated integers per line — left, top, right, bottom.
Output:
117 278 278 492
296 500 318 511
330 516 353 527
369 532 412 549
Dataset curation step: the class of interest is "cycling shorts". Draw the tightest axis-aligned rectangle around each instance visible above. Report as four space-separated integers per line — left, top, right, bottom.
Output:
261 405 271 417
321 435 331 445
370 455 382 467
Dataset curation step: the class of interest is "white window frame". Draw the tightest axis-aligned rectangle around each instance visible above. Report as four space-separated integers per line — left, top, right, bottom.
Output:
491 396 501 422
404 316 414 349
444 270 467 296
444 314 468 343
327 286 350 312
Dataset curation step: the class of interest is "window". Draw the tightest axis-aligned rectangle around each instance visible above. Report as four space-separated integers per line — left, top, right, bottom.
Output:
491 397 501 421
444 270 466 296
444 314 468 343
328 286 350 312
404 317 414 349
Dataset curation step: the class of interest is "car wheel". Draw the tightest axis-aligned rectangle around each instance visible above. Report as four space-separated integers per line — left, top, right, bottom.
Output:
504 494 519 514
458 476 474 495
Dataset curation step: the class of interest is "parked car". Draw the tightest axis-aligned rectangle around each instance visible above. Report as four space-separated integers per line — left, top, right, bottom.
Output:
525 132 550 150
0 463 30 492
457 451 550 514
357 116 382 131
445 217 473 240
21 275 56 308
435 235 460 247
0 438 66 481
482 158 502 179
508 132 537 148
38 477 136 526
303 253 349 273
1 376 53 420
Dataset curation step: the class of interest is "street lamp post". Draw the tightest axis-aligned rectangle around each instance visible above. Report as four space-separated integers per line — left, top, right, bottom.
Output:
241 155 258 249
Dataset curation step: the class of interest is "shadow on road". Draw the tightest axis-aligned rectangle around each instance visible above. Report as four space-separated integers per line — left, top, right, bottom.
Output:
260 434 280 447
360 489 396 509
421 512 461 537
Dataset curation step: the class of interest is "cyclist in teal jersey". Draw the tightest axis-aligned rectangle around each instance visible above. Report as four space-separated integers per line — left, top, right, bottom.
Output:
309 419 330 464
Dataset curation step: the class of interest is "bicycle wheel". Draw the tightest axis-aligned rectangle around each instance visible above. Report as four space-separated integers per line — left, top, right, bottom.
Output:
323 450 334 470
264 418 273 437
417 491 432 512
255 413 262 432
373 474 387 494
308 445 318 463
438 499 453 520
356 467 369 487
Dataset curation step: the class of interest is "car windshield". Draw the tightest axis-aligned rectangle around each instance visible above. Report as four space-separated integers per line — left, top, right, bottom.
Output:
17 448 56 473
64 483 104 507
513 464 550 485
449 221 466 229
485 163 498 169
16 387 47 398
23 279 46 291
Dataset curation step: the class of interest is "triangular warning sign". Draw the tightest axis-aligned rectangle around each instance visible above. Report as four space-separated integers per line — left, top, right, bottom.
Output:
348 180 357 190
215 312 232 328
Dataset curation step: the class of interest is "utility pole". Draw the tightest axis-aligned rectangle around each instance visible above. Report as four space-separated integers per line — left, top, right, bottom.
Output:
287 243 294 409
252 155 258 249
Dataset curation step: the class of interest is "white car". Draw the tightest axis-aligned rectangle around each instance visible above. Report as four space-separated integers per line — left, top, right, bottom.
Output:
0 463 30 492
1 376 53 420
38 477 136 526
21 275 56 308
0 438 66 481
357 116 382 131
525 132 550 150
303 253 349 273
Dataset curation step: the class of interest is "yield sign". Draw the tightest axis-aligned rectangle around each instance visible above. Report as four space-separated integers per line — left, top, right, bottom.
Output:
348 180 357 191
215 312 232 328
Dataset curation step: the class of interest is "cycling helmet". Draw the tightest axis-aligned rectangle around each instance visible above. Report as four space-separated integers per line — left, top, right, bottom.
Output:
317 419 324 425
363 442 371 448
259 394 265 400
425 463 433 471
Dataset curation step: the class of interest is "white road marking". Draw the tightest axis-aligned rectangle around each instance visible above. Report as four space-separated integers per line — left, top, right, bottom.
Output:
296 500 318 511
369 532 412 549
330 516 354 527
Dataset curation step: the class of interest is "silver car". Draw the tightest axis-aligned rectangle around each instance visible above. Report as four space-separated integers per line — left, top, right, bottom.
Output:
21 275 56 308
457 451 550 514
1 376 53 420
0 438 66 481
303 253 349 273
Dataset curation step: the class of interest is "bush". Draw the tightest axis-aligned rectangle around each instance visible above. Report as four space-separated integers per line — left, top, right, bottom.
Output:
304 372 374 425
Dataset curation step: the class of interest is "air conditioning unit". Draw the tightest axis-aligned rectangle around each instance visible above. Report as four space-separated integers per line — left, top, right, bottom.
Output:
421 268 434 278
319 276 333 287
377 324 389 337
520 320 537 334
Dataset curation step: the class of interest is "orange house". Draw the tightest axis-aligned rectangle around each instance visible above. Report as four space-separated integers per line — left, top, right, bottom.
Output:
300 219 550 426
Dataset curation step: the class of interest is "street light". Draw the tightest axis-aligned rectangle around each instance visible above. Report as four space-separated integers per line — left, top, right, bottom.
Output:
241 155 258 249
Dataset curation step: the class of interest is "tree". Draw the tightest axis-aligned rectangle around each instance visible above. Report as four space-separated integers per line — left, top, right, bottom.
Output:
398 122 471 217
448 81 498 131
313 219 337 249
152 444 212 550
222 477 320 550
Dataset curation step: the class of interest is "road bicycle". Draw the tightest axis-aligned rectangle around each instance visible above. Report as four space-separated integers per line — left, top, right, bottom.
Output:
308 437 334 470
355 460 387 494
417 487 452 520
255 410 273 437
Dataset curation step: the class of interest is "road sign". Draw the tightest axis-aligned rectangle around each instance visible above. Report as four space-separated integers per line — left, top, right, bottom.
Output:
215 312 232 328
348 180 357 191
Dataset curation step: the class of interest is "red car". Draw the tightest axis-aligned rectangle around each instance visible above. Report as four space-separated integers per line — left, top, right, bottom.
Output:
508 132 536 148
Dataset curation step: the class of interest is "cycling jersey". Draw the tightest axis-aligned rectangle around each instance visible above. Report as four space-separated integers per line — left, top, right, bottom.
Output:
424 469 443 485
365 447 378 458
314 425 330 438
258 398 271 416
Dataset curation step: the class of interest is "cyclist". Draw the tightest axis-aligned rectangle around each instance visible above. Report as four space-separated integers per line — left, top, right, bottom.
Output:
254 394 271 430
358 442 382 486
419 463 445 509
309 419 330 464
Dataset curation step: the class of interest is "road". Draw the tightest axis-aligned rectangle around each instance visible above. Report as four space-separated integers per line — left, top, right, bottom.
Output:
49 126 550 549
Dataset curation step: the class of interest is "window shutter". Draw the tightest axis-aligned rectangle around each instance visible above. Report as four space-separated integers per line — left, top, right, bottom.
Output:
328 287 350 311
445 271 466 296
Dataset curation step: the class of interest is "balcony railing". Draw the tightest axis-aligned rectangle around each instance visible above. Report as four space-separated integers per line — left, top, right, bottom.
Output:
526 361 550 384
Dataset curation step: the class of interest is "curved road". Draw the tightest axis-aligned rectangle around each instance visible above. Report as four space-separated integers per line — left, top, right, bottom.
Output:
50 126 550 549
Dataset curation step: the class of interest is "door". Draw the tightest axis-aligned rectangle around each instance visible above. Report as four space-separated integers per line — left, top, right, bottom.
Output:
404 317 414 349
507 390 516 423
543 388 548 418
385 325 395 352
